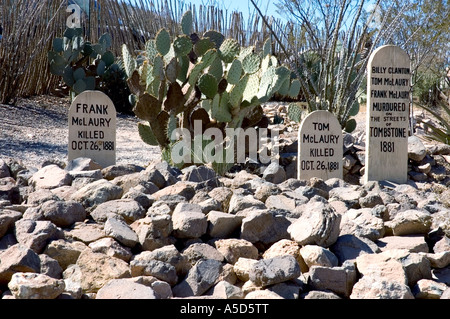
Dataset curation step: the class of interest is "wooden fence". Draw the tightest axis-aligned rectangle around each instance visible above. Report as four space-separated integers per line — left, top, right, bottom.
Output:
0 0 302 104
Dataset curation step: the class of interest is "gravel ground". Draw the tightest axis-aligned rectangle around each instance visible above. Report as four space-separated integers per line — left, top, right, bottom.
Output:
0 96 161 169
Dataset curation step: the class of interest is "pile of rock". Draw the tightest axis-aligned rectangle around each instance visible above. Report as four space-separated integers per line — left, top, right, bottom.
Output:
275 126 450 187
1 157 449 299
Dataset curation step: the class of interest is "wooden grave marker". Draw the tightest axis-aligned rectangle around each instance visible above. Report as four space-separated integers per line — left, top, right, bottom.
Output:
365 45 411 184
298 110 343 181
68 91 116 168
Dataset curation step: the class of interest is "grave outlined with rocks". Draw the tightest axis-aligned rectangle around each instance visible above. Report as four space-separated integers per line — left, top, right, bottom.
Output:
0 153 449 299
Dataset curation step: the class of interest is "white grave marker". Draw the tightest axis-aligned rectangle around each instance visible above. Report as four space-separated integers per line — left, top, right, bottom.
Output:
298 110 343 180
68 91 116 168
365 45 411 184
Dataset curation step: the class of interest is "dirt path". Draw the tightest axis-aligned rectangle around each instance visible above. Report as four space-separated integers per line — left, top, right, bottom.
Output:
0 96 160 169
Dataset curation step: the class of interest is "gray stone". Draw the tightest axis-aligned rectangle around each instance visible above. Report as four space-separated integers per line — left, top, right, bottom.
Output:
130 215 174 251
215 238 258 264
433 236 450 253
441 288 450 299
172 209 207 239
265 194 296 211
29 165 72 190
0 177 21 204
412 279 448 299
207 211 243 238
14 219 61 253
308 261 357 297
300 245 338 269
90 199 145 224
0 159 11 178
432 267 450 285
65 222 106 244
233 258 258 282
228 194 266 215
0 209 22 238
206 280 243 299
39 254 63 279
359 193 384 208
104 217 139 248
302 290 341 299
61 264 83 299
70 179 123 208
26 189 59 206
182 243 224 265
182 165 217 183
376 235 429 253
121 189 155 210
101 164 144 181
130 258 178 286
330 235 380 265
88 237 132 262
152 181 195 201
0 244 41 285
172 259 223 297
8 272 65 299
386 209 432 236
198 198 222 214
339 208 385 241
408 136 427 162
288 198 341 248
96 278 156 299
350 276 414 299
136 245 189 276
76 249 131 293
262 162 287 184
112 172 159 195
43 239 88 270
208 187 233 212
249 255 301 287
329 187 366 209
268 281 302 299
240 210 291 246
66 157 102 172
24 200 86 228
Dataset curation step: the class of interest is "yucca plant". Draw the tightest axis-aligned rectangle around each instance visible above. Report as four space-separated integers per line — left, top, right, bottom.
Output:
416 100 450 145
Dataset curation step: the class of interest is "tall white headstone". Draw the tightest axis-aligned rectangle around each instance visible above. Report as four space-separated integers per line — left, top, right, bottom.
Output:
298 110 343 181
68 91 116 168
365 45 411 184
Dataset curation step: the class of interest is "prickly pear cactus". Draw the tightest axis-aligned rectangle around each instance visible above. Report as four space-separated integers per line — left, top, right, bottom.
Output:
48 28 120 100
123 11 300 171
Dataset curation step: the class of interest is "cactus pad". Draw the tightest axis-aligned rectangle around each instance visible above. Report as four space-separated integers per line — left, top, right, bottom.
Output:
204 30 225 49
227 59 242 85
287 103 303 123
242 54 261 75
194 39 215 57
174 36 193 57
219 39 240 64
229 74 249 109
145 40 158 61
198 73 218 99
133 93 161 121
288 79 301 98
156 29 171 56
138 122 159 146
122 44 136 77
181 10 193 36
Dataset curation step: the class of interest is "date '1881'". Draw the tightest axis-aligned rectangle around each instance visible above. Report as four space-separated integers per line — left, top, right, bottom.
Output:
380 141 395 153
